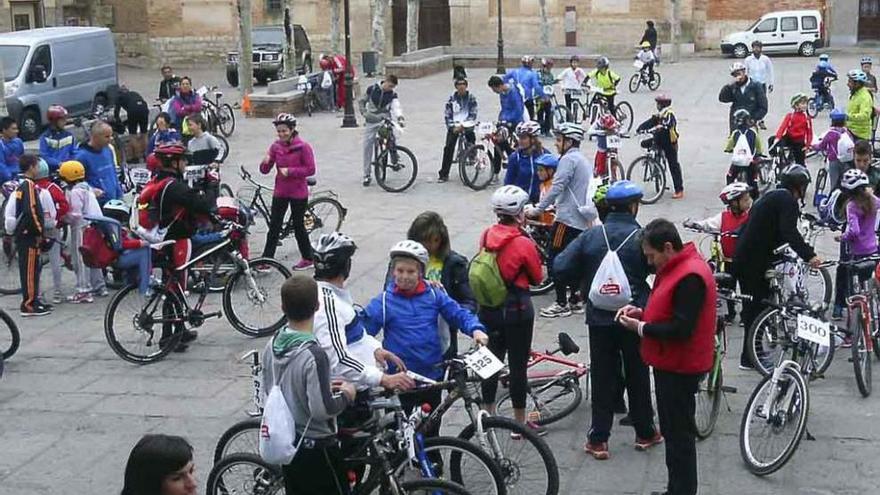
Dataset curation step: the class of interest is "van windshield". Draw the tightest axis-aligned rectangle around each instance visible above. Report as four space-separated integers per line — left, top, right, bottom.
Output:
745 18 762 32
0 45 29 82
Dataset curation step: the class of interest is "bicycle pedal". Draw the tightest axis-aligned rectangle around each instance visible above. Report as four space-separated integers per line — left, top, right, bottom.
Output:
205 311 223 319
720 385 737 394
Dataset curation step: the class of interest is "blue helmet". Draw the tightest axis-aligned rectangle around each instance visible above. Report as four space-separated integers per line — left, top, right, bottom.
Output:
535 153 559 169
829 108 847 123
817 61 831 70
34 158 49 180
606 180 643 204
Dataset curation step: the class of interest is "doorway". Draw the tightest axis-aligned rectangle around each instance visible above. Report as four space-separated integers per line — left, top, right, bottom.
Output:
859 0 880 41
392 0 451 56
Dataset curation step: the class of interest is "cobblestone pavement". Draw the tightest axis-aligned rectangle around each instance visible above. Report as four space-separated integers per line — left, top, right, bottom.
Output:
2 53 879 494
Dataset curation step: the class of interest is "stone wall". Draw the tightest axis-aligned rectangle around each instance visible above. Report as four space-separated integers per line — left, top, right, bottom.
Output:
149 36 237 67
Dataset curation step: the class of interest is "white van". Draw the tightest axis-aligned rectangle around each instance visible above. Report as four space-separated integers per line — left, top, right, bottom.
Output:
720 10 824 59
0 27 118 140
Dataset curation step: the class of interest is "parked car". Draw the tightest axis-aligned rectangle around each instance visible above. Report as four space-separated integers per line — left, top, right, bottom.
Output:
0 26 118 140
720 10 824 58
226 25 312 86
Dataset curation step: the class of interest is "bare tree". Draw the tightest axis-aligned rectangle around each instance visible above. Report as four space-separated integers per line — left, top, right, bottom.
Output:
330 0 341 54
238 0 254 94
283 1 297 77
0 61 6 116
371 0 388 73
406 0 419 53
538 0 549 47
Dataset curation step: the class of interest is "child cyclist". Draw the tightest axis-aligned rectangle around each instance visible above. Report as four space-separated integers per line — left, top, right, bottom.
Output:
810 54 838 110
812 109 855 190
534 154 559 226
101 199 154 295
635 41 657 80
773 93 813 165
636 94 683 198
588 114 621 181
59 160 104 303
725 109 764 198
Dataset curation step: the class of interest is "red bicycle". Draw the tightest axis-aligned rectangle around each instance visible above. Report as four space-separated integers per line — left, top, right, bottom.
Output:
494 332 589 426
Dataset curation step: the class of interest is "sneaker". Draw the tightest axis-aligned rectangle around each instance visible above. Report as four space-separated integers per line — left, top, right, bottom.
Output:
51 291 63 305
540 303 572 318
292 259 314 271
839 335 853 349
37 302 54 312
738 356 755 371
20 306 50 317
831 306 844 321
672 191 684 200
362 176 371 187
634 432 664 451
437 176 449 183
93 287 109 298
180 330 199 344
67 292 94 304
159 336 188 353
584 441 610 460
569 300 585 314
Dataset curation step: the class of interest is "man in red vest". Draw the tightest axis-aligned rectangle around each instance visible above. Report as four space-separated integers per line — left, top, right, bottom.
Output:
616 219 717 495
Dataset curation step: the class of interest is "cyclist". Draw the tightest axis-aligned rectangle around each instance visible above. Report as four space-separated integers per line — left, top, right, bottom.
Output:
476 186 545 435
585 56 621 114
810 55 838 111
527 122 595 318
311 232 415 392
558 55 587 117
724 109 763 197
811 109 854 191
504 120 550 203
773 93 813 166
744 41 774 96
637 94 684 198
588 114 620 181
635 41 656 81
506 55 541 121
157 65 181 103
358 75 403 187
184 114 223 166
74 120 123 204
535 153 559 226
733 164 822 369
57 159 102 303
439 78 478 182
102 199 153 296
862 56 877 93
38 105 77 172
168 76 202 131
853 140 880 189
846 69 874 142
555 180 661 460
258 113 315 270
719 62 768 133
488 74 525 179
0 117 23 183
537 58 556 136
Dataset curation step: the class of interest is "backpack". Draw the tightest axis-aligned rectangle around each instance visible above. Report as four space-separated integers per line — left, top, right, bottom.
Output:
730 131 753 167
133 176 180 242
588 226 640 311
469 248 509 309
79 216 122 269
259 343 312 465
836 130 855 163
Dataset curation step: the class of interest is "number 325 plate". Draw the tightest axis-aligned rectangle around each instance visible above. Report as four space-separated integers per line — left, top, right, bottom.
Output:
463 347 505 379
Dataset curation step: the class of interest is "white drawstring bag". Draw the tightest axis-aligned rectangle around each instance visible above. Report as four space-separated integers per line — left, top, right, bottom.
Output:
588 226 639 311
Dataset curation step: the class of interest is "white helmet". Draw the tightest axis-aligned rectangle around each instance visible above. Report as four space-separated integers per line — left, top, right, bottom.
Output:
491 185 530 216
841 169 870 191
521 55 534 64
555 122 584 142
729 62 746 75
515 120 541 137
719 182 751 204
389 240 429 269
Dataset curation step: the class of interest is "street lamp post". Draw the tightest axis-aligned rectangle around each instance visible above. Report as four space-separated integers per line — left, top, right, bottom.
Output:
496 0 504 74
341 0 358 128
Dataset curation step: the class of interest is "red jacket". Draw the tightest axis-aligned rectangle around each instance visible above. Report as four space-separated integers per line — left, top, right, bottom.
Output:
720 209 749 259
640 243 717 374
479 223 543 291
775 111 813 145
36 178 69 228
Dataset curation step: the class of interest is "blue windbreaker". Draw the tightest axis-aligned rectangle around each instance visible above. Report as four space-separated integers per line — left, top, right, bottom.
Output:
0 138 24 182
39 129 77 171
75 144 123 202
506 67 540 102
505 148 550 203
498 86 525 125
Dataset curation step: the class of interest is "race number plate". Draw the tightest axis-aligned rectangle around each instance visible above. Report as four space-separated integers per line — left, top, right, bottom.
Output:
477 122 496 135
633 60 644 69
796 313 831 347
129 168 151 186
607 134 621 149
184 166 206 182
463 346 504 379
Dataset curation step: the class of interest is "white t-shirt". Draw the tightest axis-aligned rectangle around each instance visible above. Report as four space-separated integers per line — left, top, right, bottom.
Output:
558 67 587 90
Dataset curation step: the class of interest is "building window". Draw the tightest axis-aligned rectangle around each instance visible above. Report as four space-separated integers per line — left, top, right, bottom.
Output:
266 0 282 12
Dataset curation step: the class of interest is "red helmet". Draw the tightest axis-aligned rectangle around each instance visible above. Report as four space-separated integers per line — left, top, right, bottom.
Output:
154 142 187 158
47 105 68 121
599 114 619 130
654 94 672 106
319 58 334 71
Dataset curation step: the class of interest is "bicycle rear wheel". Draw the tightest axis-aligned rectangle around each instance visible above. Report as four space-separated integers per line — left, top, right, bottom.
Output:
375 146 418 193
459 143 495 191
851 306 872 397
215 134 230 162
695 365 723 440
494 377 583 426
223 258 290 337
0 235 19 295
0 308 20 360
302 196 346 244
395 436 507 495
739 367 809 476
104 284 185 364
218 103 236 137
648 72 662 91
205 453 284 495
529 237 554 296
614 101 634 133
626 156 666 204
213 417 261 464
807 98 819 118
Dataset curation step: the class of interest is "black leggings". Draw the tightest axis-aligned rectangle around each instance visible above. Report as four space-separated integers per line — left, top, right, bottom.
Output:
282 444 349 495
262 197 313 260
480 289 535 409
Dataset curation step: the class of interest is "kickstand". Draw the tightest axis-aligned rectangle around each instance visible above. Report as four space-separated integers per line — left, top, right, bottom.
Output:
805 428 816 441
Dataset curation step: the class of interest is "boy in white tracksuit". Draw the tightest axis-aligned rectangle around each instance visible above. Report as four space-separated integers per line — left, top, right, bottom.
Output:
59 161 104 303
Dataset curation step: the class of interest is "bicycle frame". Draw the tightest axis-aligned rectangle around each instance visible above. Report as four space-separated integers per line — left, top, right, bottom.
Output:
523 349 588 382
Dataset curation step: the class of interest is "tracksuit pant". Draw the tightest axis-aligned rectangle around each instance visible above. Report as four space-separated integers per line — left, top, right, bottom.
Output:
17 238 41 311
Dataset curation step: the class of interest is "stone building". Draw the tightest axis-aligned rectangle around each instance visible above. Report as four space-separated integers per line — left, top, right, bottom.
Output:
0 0 876 67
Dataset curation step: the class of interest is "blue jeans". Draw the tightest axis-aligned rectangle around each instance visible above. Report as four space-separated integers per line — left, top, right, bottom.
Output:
116 247 152 294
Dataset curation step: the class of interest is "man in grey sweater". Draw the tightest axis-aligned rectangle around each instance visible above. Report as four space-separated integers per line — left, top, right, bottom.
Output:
261 274 357 495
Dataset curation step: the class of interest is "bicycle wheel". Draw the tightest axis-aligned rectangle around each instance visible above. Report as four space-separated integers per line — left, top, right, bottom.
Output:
739 367 809 476
757 162 776 195
806 98 818 118
459 143 495 191
375 146 418 193
219 183 234 198
850 306 872 397
218 103 236 137
215 134 230 162
223 258 290 337
104 284 185 364
0 308 20 360
395 436 507 495
458 416 559 495
609 157 625 183
747 307 834 378
626 156 666 204
614 101 634 134
213 417 261 464
552 106 571 128
302 196 346 244
494 377 582 426
648 72 662 91
0 235 20 295
401 479 473 495
529 240 554 296
628 74 641 93
695 365 723 440
205 453 284 495
800 266 832 310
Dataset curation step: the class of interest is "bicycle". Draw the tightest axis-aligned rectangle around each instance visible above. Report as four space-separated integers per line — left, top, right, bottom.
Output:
833 255 880 397
236 165 347 245
628 61 661 93
197 85 236 137
523 220 554 295
372 118 418 193
583 84 634 134
458 121 499 191
626 133 668 204
103 218 291 364
0 307 21 370
493 332 588 426
806 77 836 118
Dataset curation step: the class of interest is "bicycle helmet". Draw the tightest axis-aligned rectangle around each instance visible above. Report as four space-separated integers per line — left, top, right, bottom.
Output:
521 55 534 65
862 56 873 65
313 232 357 279
273 112 297 127
829 108 847 123
719 182 750 204
841 169 869 191
779 164 812 189
818 54 830 61
389 240 429 270
605 180 643 205
534 153 559 169
598 114 619 131
596 57 609 69
58 160 85 182
102 199 131 222
554 122 584 142
790 92 809 108
817 60 832 70
654 94 672 107
491 185 529 216
34 158 49 180
569 55 580 63
848 69 868 84
46 105 68 122
640 41 652 49
515 120 541 137
733 108 751 125
593 183 610 204
153 142 187 158
729 62 746 75
541 58 554 68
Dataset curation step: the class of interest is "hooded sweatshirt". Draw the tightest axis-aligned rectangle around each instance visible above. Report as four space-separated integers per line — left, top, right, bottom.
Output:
480 223 543 291
260 328 351 440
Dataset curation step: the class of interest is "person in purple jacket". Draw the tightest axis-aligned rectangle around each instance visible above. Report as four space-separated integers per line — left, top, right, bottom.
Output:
260 113 316 270
812 109 855 190
168 76 202 130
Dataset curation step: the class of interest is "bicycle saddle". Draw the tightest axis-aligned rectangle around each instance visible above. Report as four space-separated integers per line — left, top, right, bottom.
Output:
713 272 734 286
307 177 317 186
558 332 580 355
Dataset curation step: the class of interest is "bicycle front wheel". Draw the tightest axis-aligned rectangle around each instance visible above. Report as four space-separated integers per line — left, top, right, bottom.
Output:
213 417 261 464
851 306 872 397
0 235 20 295
215 134 230 162
0 308 20 360
739 367 809 476
648 72 662 91
626 156 666 204
609 157 625 182
205 453 284 495
218 103 236 137
695 364 723 440
614 101 634 133
395 436 507 495
375 146 418 193
104 284 185 364
806 98 819 118
628 73 641 93
459 143 495 191
223 258 290 337
303 196 346 244
529 238 554 296
494 377 582 426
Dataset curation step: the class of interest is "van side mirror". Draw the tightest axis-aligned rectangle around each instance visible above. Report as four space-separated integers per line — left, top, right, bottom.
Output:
27 65 47 83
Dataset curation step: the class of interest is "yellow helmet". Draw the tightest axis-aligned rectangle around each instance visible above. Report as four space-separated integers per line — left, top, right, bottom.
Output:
640 41 652 48
59 160 85 182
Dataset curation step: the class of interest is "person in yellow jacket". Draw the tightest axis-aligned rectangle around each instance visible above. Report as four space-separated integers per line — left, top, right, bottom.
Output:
586 56 621 113
846 69 875 141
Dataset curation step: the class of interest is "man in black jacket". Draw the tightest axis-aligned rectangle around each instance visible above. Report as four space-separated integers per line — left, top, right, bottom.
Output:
158 66 181 103
719 63 768 133
640 20 658 51
733 164 822 368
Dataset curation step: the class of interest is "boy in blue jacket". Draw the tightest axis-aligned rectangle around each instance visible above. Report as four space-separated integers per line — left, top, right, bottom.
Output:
488 75 525 179
0 117 24 183
39 105 77 172
363 240 488 435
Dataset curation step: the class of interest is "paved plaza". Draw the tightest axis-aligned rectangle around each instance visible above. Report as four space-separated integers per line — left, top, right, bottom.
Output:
1 52 879 494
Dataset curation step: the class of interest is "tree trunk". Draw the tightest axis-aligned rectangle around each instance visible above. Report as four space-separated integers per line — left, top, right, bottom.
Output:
406 0 419 53
330 0 341 54
538 0 549 48
238 0 254 94
671 0 681 63
0 59 6 117
371 0 387 73
283 1 297 77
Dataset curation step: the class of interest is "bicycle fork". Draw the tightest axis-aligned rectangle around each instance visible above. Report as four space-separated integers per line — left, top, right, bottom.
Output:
760 360 801 423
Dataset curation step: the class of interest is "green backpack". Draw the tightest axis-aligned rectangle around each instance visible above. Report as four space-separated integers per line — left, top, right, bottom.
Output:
469 248 508 309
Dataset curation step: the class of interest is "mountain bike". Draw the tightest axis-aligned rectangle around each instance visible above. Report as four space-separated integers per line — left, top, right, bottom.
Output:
626 133 668 204
197 85 236 137
493 332 588 426
584 84 634 134
806 77 836 118
237 166 347 244
103 219 290 364
834 255 880 397
372 118 418 193
628 61 661 93
0 307 21 373
523 221 554 295
458 121 500 191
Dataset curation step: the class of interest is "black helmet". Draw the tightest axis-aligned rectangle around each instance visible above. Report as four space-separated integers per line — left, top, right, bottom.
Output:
313 232 357 279
779 164 811 189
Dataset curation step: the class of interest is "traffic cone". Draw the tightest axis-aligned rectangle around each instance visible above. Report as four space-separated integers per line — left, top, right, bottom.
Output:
242 93 252 116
